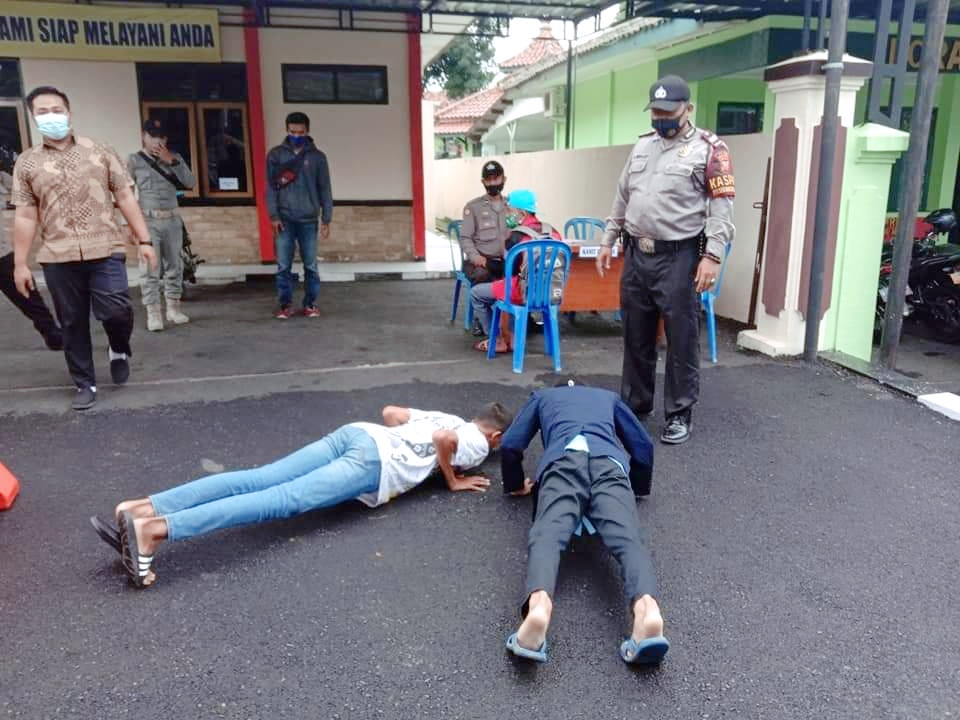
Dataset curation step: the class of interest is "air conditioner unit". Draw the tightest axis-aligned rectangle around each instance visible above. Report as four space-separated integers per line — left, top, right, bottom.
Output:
543 87 567 119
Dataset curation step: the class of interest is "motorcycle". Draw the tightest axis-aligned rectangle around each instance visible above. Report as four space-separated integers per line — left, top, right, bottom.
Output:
876 208 960 343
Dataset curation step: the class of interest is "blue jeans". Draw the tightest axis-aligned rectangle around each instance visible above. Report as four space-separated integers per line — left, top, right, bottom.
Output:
275 219 319 308
150 425 380 541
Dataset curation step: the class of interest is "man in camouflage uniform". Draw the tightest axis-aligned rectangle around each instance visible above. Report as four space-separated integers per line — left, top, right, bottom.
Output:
128 118 196 331
597 75 735 445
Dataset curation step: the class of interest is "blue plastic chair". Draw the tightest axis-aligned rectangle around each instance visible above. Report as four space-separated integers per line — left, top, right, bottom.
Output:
447 220 475 331
700 243 732 364
488 239 573 374
564 217 606 242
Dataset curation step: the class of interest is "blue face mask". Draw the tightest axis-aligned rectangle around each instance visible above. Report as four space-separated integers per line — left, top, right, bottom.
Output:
288 135 306 147
35 112 71 140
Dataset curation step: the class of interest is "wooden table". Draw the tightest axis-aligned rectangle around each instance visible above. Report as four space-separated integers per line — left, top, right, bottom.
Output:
559 243 623 312
559 243 666 343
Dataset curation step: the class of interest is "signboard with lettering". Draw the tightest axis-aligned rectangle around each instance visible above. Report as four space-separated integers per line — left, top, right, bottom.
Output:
887 36 960 73
0 1 220 62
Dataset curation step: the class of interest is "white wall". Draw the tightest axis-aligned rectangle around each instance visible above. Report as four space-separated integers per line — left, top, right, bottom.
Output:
422 99 436 231
20 59 142 158
220 25 247 63
432 133 771 323
257 28 411 200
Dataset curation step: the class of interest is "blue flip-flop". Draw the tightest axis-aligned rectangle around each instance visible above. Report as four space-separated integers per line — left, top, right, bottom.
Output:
505 632 549 663
619 635 670 665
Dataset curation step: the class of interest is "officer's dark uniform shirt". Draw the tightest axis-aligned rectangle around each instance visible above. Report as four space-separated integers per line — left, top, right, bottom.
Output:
602 124 736 261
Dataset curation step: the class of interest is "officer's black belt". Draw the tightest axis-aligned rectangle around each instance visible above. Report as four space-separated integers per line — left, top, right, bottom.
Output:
624 234 700 255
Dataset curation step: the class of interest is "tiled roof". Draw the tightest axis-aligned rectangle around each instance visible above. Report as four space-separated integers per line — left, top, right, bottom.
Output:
503 16 665 89
500 23 564 69
435 87 505 121
434 119 477 135
433 87 507 137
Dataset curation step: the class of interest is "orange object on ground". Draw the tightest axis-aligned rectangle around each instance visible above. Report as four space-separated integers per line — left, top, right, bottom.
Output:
0 461 21 510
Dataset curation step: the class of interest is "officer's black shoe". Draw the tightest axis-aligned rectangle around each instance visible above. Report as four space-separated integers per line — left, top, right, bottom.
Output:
660 413 691 445
72 386 97 411
471 319 484 337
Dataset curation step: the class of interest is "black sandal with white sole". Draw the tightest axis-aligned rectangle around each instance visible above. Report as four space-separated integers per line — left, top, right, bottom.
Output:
90 515 122 554
117 510 156 588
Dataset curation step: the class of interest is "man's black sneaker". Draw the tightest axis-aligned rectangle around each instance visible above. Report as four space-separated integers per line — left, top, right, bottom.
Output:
72 386 97 411
109 352 130 385
660 413 691 445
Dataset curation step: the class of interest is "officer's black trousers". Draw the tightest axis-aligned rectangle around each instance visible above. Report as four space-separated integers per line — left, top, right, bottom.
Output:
620 239 700 418
522 452 657 616
42 254 134 390
0 251 60 344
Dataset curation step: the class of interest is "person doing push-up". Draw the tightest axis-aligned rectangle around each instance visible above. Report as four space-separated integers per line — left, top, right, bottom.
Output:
92 402 511 588
501 382 669 666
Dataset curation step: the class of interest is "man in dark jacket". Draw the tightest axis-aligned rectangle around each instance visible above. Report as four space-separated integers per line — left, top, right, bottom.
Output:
501 381 670 666
266 112 333 319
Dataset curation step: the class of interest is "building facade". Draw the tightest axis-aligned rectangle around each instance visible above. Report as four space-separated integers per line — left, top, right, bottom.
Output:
1 1 428 266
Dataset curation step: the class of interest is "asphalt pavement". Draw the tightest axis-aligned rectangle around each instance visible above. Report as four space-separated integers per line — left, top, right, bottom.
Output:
1 280 958 719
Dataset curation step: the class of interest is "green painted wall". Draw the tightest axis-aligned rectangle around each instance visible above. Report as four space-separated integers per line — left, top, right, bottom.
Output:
572 73 613 148
694 77 767 132
930 76 960 210
610 63 659 144
854 79 960 214
531 13 960 213
826 124 909 360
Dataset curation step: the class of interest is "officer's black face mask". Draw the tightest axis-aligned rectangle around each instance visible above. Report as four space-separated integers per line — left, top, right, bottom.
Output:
652 118 681 138
484 182 503 196
652 109 688 139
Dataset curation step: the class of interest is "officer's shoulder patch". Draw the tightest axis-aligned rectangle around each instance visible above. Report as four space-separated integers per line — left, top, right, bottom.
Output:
700 129 723 147
464 207 471 216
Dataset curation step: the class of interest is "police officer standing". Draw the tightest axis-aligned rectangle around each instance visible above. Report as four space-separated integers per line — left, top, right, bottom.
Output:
459 160 511 288
128 118 196 331
597 75 735 445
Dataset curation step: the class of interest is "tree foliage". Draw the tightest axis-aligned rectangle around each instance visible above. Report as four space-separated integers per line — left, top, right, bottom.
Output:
423 18 498 100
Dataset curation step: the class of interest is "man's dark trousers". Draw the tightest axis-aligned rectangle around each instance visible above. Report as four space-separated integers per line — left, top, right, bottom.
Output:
524 451 656 613
620 238 700 418
42 254 134 389
0 252 61 344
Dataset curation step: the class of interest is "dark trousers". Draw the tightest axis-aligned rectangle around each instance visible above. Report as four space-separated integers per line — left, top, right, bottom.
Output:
462 255 505 284
620 238 700 418
523 452 657 615
0 252 61 344
42 254 134 389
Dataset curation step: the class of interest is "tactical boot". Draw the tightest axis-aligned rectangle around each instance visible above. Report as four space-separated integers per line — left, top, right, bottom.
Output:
146 304 164 332
165 298 190 325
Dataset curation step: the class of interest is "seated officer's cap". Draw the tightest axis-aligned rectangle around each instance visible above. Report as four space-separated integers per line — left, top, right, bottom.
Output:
481 160 504 178
143 118 168 137
645 75 690 112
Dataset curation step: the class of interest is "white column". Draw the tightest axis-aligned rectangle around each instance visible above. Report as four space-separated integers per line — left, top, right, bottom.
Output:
738 51 871 357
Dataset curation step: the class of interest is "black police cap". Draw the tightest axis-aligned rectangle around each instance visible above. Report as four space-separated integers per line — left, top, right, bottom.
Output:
645 75 691 112
481 160 504 178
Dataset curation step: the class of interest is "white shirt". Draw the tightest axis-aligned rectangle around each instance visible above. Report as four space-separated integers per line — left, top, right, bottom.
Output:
350 409 490 508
